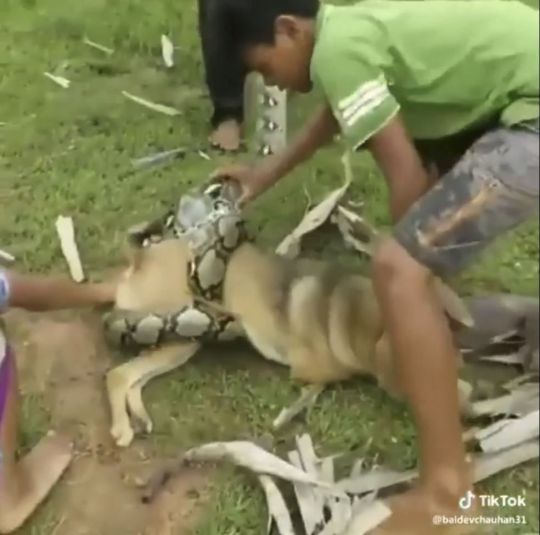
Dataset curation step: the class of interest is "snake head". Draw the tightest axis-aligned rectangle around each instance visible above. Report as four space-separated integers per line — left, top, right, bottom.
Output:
175 178 242 231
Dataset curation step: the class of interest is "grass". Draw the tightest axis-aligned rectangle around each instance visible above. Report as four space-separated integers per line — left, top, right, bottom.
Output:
1 0 538 533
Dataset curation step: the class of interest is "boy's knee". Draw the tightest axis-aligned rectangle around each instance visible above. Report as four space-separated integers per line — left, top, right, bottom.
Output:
373 237 431 290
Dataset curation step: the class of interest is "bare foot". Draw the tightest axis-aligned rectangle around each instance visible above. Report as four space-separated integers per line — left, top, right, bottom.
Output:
372 483 480 535
209 120 241 151
0 433 72 533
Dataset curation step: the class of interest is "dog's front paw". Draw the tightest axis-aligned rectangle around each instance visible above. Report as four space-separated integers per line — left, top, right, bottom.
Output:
110 421 135 448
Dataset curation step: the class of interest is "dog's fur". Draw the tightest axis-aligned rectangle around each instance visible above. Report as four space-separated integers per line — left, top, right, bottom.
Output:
106 232 472 447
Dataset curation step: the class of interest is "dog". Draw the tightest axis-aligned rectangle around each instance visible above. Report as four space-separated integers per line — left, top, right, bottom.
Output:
103 180 507 448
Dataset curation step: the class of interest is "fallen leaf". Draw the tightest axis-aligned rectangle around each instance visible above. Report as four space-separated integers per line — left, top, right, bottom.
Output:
288 449 326 535
44 72 70 89
258 475 295 535
55 216 85 282
475 410 539 452
337 466 418 495
275 178 351 258
331 205 377 256
470 382 539 418
122 91 181 116
183 441 332 488
479 352 524 365
342 499 392 535
473 439 539 482
83 37 114 55
0 248 15 263
161 35 174 68
272 384 324 430
131 148 187 170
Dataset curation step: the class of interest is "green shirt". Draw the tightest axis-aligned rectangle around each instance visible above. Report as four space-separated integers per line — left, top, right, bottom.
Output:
311 0 539 150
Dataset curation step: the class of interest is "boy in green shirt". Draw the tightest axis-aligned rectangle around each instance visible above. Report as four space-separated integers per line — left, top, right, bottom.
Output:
213 0 539 531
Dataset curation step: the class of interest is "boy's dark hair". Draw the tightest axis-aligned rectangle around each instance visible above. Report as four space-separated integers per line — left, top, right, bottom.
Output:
220 0 320 50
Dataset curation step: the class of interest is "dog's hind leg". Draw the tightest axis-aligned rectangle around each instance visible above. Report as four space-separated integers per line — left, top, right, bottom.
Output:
106 342 199 447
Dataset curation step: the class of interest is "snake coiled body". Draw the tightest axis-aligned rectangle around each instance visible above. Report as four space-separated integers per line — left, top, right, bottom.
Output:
104 81 286 351
103 181 249 350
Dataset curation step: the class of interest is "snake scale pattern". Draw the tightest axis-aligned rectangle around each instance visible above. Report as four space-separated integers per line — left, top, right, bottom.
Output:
104 82 286 352
103 181 249 350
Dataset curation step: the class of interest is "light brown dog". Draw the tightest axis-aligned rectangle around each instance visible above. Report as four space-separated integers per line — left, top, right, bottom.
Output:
105 204 472 448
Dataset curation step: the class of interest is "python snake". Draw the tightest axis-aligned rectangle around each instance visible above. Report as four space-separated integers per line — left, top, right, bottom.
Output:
104 83 286 352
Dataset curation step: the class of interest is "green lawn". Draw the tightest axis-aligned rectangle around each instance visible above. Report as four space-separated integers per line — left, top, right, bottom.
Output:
1 0 538 533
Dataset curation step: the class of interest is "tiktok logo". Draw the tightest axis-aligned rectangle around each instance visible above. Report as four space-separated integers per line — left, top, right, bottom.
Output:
459 490 476 510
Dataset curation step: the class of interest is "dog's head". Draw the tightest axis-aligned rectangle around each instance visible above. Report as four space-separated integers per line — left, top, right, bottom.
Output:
174 179 248 299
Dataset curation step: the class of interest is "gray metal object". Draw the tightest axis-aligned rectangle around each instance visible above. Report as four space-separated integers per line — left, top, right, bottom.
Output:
247 74 287 157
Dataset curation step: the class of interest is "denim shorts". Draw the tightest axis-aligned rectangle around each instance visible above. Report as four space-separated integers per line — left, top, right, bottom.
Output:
394 118 539 277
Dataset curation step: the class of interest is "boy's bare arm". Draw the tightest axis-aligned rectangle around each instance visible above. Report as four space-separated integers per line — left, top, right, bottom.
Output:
4 270 115 312
263 104 339 184
214 104 339 204
367 115 433 224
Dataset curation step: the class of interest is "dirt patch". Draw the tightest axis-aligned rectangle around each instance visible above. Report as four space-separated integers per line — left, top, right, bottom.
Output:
5 310 209 535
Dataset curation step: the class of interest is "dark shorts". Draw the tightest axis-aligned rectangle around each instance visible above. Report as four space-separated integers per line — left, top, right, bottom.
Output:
394 119 539 278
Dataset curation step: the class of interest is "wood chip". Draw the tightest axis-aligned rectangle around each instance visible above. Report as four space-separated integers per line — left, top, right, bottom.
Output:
122 91 181 116
272 384 324 430
44 72 70 89
275 179 350 258
258 475 295 535
161 35 174 68
55 216 85 282
476 410 539 452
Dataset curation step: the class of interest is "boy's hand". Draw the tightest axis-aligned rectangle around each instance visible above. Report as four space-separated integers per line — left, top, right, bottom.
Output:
210 105 339 206
210 163 276 206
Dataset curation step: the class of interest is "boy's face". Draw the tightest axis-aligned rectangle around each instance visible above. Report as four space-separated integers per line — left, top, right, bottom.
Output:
244 16 314 93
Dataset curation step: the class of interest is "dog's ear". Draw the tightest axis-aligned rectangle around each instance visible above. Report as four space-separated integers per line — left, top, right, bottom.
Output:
434 279 475 328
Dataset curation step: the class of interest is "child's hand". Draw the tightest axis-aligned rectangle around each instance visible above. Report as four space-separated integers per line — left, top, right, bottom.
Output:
92 281 118 307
